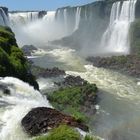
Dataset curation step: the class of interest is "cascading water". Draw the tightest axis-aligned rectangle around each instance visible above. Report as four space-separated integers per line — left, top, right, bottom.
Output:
64 9 68 34
8 10 67 46
43 11 56 22
100 0 137 54
74 7 81 31
0 8 9 26
9 12 39 26
0 77 52 140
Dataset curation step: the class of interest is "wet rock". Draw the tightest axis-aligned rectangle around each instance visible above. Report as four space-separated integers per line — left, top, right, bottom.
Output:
31 65 66 78
21 45 38 56
21 107 89 136
87 55 140 78
38 11 47 18
55 75 87 87
0 7 8 16
0 83 10 95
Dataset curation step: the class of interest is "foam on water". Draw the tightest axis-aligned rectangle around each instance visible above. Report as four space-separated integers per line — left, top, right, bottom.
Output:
0 77 52 140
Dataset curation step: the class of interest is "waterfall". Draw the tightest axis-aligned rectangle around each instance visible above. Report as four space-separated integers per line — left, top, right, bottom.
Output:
100 0 137 54
0 77 52 140
74 7 81 31
9 12 40 26
0 8 9 26
43 11 56 22
64 9 68 34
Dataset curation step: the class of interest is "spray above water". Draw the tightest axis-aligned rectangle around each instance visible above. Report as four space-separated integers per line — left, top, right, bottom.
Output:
9 11 67 46
100 0 137 54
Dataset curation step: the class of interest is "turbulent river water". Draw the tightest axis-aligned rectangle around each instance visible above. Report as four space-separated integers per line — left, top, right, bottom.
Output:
0 0 139 139
0 47 140 140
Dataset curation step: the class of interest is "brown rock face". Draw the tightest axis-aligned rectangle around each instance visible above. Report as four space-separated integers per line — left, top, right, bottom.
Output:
21 107 89 136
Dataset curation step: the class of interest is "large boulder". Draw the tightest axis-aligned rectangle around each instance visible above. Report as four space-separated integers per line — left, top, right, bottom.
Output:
21 45 38 56
21 107 89 136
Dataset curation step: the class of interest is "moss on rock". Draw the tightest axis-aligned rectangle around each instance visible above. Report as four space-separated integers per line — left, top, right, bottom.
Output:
48 82 98 123
0 26 39 90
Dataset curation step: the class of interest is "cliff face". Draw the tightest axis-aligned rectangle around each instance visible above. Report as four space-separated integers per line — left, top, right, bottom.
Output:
53 1 113 51
54 0 140 54
0 7 8 16
0 26 39 90
135 0 140 19
130 0 140 54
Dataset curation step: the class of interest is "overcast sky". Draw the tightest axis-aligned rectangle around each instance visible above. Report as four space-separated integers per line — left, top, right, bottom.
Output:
0 0 95 11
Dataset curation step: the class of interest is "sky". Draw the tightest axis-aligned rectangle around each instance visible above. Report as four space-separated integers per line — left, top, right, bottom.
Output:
0 0 95 11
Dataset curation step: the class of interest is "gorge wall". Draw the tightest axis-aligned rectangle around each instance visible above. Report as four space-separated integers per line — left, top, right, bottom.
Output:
53 0 140 55
53 1 113 53
1 0 140 55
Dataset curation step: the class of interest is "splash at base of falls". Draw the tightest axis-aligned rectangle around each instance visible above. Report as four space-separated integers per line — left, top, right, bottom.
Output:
100 0 137 54
0 77 52 140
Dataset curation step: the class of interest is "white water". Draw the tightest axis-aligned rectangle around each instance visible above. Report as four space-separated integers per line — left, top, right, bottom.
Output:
43 11 56 22
9 12 39 26
74 7 81 31
66 64 140 140
64 9 68 34
9 11 68 46
0 77 52 140
30 47 140 140
100 0 137 54
0 8 9 26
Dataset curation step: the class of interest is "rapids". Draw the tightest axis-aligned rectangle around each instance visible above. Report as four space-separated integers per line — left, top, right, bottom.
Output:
0 0 140 139
0 77 52 140
31 48 140 140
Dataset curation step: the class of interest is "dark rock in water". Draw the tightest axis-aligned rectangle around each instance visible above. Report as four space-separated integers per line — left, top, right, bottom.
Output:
21 107 88 136
38 11 47 18
55 75 87 87
21 45 38 56
0 83 10 95
87 55 140 78
31 65 66 78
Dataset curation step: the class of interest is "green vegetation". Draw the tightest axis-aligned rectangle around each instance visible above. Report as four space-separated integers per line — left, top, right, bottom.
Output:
48 83 98 122
0 26 38 89
84 135 100 140
34 125 100 140
130 19 140 54
34 125 81 140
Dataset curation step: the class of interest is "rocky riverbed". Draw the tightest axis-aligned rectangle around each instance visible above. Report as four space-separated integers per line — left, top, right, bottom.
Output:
87 54 140 78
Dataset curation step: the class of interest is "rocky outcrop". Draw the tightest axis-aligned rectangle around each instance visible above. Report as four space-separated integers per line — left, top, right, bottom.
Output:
0 82 10 95
87 55 140 78
55 75 87 87
21 107 89 136
0 26 39 90
31 65 65 78
21 45 38 56
38 11 47 18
